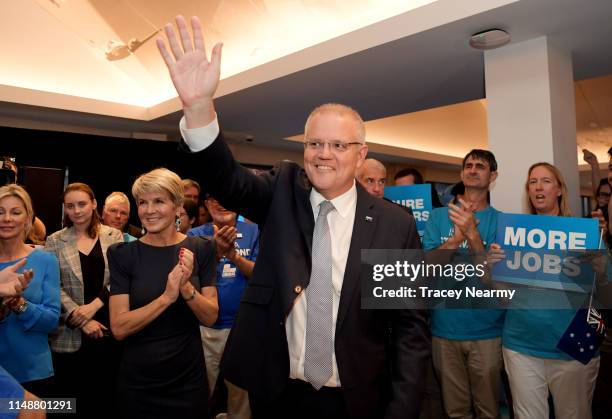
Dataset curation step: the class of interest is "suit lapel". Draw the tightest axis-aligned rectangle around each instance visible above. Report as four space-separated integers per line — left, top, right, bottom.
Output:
98 226 113 289
62 227 83 284
295 170 314 261
336 187 378 333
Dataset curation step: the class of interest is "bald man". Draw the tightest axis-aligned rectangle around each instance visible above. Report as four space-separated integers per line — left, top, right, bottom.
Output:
356 158 387 199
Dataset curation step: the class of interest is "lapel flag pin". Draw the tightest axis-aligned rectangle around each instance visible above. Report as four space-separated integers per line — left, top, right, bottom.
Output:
365 216 373 222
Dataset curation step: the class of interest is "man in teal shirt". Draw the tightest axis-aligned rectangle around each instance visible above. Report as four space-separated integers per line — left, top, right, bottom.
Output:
423 149 504 419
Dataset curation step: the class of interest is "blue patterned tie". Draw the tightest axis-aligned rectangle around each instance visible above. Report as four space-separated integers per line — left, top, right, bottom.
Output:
304 200 335 389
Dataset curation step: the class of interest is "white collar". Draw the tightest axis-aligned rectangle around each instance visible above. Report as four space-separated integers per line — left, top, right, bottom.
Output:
310 181 357 219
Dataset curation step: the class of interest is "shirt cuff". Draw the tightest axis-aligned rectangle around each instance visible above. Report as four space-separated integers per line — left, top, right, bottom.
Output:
179 115 220 152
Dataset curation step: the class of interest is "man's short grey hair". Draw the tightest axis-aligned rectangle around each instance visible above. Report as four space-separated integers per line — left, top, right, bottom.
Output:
304 103 366 143
104 191 130 211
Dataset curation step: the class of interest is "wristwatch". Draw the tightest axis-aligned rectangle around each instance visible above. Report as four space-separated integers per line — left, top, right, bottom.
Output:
12 300 28 315
184 285 197 301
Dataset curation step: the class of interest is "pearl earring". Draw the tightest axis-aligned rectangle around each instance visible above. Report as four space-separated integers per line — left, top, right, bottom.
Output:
175 216 181 232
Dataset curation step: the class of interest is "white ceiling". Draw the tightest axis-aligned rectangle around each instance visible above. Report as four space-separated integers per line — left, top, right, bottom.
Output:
7 0 437 108
1 0 611 169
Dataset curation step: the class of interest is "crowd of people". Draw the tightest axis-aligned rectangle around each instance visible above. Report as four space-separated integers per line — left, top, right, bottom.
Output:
1 14 611 419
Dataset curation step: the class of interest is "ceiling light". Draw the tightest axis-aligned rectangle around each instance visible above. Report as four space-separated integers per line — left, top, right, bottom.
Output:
469 29 510 50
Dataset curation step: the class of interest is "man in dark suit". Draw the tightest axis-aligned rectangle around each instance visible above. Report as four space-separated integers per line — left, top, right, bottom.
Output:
157 16 430 419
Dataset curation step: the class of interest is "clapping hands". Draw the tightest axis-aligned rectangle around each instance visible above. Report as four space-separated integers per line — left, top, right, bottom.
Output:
0 259 33 297
447 199 481 246
162 247 195 304
214 225 238 261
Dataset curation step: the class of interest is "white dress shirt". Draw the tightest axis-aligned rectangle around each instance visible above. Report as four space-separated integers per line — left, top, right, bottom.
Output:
181 116 357 387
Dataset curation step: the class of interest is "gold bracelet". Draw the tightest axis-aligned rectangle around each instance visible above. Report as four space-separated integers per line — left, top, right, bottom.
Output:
11 299 28 315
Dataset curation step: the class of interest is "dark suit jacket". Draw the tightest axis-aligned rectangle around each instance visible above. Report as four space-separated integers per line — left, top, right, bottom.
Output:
185 134 430 419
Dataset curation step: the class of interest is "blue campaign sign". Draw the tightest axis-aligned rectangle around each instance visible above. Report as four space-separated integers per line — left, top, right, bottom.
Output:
384 184 432 236
493 213 600 292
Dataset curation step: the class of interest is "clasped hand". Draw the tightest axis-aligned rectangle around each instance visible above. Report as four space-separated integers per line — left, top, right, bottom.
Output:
81 320 108 339
448 199 480 243
162 247 195 304
69 299 103 328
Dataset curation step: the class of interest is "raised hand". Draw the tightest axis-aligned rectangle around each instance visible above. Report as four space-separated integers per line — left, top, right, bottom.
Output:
582 149 599 167
157 15 223 128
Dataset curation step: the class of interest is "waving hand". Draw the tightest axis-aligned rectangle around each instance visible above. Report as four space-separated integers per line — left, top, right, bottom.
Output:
157 16 223 128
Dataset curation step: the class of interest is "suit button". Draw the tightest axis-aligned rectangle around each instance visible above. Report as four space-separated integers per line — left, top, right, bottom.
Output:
294 285 302 294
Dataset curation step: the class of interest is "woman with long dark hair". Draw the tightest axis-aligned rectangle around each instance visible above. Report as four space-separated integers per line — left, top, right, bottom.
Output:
45 182 123 416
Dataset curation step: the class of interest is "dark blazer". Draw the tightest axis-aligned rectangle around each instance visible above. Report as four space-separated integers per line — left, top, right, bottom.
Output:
186 134 430 419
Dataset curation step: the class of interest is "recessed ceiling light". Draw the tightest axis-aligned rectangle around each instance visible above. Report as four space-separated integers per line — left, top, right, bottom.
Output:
469 29 511 50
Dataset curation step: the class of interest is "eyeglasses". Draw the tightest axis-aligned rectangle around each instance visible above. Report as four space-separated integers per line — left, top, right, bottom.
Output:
598 191 611 198
303 140 362 152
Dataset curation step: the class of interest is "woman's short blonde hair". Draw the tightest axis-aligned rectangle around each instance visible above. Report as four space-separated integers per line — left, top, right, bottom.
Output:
0 184 34 237
132 168 184 207
525 162 572 217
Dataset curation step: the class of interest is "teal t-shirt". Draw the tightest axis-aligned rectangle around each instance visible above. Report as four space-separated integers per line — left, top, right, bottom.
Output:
423 205 505 340
503 307 576 360
502 244 610 360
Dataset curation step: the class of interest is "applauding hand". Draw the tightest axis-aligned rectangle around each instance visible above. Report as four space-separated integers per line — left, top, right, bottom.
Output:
0 259 32 297
214 225 238 260
178 247 195 285
448 199 480 240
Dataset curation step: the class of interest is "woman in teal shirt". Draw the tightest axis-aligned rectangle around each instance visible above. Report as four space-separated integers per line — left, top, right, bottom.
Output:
500 163 600 419
0 185 60 397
